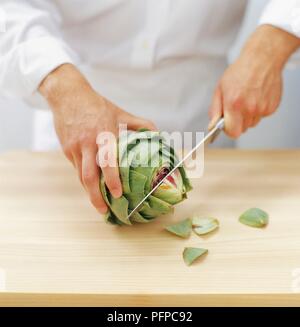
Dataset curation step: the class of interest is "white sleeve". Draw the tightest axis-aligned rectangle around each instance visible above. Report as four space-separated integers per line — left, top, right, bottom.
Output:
260 0 300 37
0 0 79 100
259 0 300 67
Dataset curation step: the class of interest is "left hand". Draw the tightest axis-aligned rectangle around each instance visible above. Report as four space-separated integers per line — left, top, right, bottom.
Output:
208 50 283 138
208 25 300 139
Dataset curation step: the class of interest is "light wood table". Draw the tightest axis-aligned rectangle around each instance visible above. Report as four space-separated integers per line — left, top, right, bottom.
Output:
0 150 300 306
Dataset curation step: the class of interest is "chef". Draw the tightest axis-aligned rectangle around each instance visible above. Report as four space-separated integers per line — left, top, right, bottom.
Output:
0 0 300 214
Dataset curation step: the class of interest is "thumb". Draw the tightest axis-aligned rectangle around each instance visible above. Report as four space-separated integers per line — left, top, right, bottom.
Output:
208 87 223 130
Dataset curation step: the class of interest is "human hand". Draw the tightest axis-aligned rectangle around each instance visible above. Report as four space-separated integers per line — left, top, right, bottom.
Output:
39 64 156 214
209 25 300 138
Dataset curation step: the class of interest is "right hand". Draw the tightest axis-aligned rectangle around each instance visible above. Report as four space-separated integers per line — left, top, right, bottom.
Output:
39 64 157 214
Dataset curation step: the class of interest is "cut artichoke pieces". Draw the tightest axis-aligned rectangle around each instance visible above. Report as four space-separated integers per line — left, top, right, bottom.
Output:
165 218 192 238
192 217 219 236
239 208 269 228
99 129 192 225
183 247 208 266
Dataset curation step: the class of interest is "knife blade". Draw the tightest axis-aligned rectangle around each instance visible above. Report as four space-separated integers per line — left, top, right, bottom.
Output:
127 117 225 220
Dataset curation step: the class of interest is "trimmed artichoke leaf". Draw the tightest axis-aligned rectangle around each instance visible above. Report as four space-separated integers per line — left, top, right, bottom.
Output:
165 218 192 238
134 166 157 193
109 196 131 225
131 138 161 168
183 247 208 266
148 195 173 213
100 175 131 225
104 212 123 225
140 195 173 218
126 192 145 209
129 170 147 194
192 217 219 236
103 212 111 223
130 211 151 223
179 166 193 192
239 208 269 228
119 149 136 194
99 175 110 206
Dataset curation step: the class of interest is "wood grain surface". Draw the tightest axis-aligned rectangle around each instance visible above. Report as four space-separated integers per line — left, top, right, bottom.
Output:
0 150 300 306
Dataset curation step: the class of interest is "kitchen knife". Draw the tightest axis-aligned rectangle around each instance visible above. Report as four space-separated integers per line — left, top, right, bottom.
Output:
127 117 225 220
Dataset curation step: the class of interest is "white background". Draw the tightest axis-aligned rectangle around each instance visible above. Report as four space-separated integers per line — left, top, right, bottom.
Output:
0 0 299 153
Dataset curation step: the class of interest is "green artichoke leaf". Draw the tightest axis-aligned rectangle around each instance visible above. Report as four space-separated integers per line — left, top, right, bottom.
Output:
139 195 173 218
129 170 147 194
118 130 159 163
130 211 152 223
126 192 145 209
118 130 158 194
239 208 269 228
104 211 123 225
119 149 136 194
133 166 158 193
131 137 161 168
192 217 219 235
100 175 131 225
183 247 208 266
109 196 131 225
165 218 192 238
179 166 193 192
99 175 110 205
99 129 192 225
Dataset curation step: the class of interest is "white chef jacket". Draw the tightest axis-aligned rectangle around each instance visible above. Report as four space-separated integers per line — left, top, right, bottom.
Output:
0 0 300 150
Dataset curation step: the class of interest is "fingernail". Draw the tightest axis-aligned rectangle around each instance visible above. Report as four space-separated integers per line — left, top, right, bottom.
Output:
208 116 219 130
98 207 108 214
112 188 122 199
208 120 214 130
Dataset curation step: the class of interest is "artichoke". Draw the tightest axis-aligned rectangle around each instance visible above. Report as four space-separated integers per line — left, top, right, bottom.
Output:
100 129 192 225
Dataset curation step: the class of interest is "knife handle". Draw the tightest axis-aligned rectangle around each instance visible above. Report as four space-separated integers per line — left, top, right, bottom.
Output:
208 117 225 144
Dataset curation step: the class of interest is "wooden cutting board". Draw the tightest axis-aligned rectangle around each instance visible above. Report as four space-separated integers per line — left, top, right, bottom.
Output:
0 150 300 307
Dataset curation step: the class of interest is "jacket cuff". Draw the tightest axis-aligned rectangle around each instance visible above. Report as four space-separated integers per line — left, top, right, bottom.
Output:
259 0 300 38
0 36 78 97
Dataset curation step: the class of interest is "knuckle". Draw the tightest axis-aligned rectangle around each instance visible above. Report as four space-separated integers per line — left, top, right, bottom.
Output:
247 103 258 116
104 174 121 191
63 148 73 161
82 171 97 185
79 133 93 146
231 95 244 110
63 140 77 155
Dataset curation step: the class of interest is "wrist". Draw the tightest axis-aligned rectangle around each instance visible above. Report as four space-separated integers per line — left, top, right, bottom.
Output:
39 64 92 109
240 25 300 71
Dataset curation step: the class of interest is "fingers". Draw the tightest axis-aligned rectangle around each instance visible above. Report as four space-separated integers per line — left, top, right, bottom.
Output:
223 102 244 139
208 87 223 130
250 116 261 128
222 93 266 138
73 151 83 184
126 115 158 131
82 147 108 214
97 132 122 199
